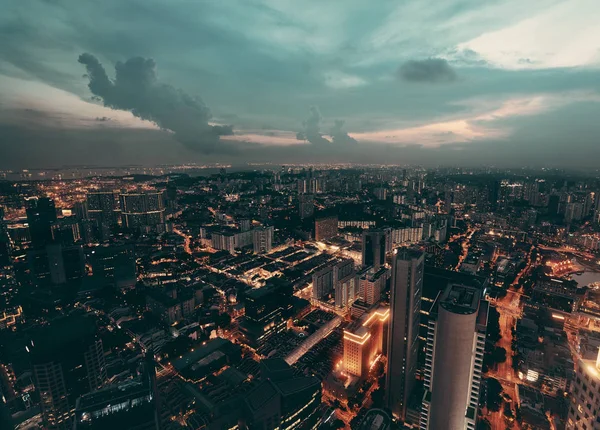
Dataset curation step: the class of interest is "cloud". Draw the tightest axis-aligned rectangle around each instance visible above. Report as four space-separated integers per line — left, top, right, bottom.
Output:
78 53 235 153
296 106 331 145
331 120 357 145
398 58 457 83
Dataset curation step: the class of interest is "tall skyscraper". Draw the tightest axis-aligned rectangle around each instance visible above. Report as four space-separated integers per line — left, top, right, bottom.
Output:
566 348 600 429
26 197 57 248
86 191 116 241
119 191 166 232
253 225 274 254
386 249 424 421
362 229 390 270
421 284 488 430
30 315 107 430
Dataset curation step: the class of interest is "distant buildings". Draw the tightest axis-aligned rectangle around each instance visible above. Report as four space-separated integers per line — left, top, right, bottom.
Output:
315 215 338 241
253 225 274 254
86 191 117 241
421 284 488 430
119 191 166 232
299 194 315 219
386 249 424 421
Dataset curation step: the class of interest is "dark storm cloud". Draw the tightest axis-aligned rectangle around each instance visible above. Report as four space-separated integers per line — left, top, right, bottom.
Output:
78 53 235 153
296 106 330 145
398 58 457 83
331 120 357 145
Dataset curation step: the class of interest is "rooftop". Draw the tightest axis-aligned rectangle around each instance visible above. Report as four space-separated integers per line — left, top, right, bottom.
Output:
439 284 482 315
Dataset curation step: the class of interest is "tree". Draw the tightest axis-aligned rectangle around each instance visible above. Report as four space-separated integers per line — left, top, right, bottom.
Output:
486 377 503 412
492 346 507 364
487 306 502 344
330 419 345 429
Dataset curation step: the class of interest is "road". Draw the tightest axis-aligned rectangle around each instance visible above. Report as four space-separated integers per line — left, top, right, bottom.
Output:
172 227 192 255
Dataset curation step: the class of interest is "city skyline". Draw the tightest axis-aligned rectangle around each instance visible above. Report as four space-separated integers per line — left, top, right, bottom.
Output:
2 0 600 168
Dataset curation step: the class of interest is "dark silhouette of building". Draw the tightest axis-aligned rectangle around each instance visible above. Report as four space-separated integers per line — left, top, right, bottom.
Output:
74 356 160 430
26 197 57 248
386 249 424 422
239 278 293 347
29 314 107 429
362 229 389 270
86 191 117 241
27 243 85 286
88 245 136 290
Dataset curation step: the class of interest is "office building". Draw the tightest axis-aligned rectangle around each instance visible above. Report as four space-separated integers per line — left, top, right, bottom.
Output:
315 215 338 241
74 358 160 430
362 229 390 270
30 315 107 430
566 348 600 429
334 258 357 309
26 197 57 247
299 194 315 219
386 249 424 421
28 243 85 286
119 191 166 232
421 284 488 430
88 245 136 290
253 225 274 254
245 359 322 430
86 191 116 241
358 266 389 305
239 278 293 347
343 307 389 379
312 265 334 300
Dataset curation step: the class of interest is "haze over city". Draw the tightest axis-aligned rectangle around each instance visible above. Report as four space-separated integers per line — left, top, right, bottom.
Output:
2 0 600 168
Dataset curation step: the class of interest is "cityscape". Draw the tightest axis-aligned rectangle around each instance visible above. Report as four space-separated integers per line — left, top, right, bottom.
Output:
3 1 600 429
0 164 599 429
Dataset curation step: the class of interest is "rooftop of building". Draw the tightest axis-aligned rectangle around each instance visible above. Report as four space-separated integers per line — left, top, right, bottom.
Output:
171 337 234 372
439 283 482 315
357 408 391 430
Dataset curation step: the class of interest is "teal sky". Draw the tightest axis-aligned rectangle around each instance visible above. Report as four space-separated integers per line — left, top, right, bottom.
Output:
1 0 600 168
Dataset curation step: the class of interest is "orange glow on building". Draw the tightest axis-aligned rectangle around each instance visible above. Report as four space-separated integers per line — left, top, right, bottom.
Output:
342 306 388 379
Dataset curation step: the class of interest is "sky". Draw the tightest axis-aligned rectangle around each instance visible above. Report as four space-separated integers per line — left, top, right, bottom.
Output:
1 0 600 169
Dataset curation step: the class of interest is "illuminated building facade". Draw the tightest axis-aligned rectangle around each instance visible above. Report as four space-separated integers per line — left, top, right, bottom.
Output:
566 348 600 429
343 307 389 379
421 284 488 430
